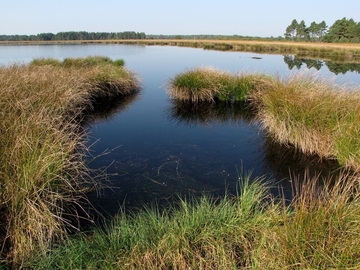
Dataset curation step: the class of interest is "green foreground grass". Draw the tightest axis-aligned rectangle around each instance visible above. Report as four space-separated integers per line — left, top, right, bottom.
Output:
26 172 360 269
0 57 140 266
168 68 360 172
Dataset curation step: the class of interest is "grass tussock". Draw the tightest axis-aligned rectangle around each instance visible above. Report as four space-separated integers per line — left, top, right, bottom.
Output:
254 171 360 269
26 171 360 269
167 67 266 103
252 72 360 171
0 57 140 265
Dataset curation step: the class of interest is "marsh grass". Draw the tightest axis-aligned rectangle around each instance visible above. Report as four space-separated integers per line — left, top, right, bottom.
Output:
252 72 360 171
26 174 280 269
167 67 266 103
254 171 360 269
26 171 360 269
0 57 140 265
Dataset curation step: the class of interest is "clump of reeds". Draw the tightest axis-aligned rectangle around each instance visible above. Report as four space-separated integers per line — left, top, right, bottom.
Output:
30 56 125 68
167 67 266 103
0 57 140 265
254 170 360 269
251 72 360 171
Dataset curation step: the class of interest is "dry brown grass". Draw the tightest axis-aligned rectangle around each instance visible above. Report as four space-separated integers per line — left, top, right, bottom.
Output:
251 72 360 171
0 58 140 266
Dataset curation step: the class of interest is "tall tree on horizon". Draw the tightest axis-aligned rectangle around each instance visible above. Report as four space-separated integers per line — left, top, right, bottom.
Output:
285 19 298 40
323 17 359 42
296 20 309 40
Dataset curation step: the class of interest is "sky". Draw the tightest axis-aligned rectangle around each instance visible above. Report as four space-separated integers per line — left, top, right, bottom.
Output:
1 0 360 37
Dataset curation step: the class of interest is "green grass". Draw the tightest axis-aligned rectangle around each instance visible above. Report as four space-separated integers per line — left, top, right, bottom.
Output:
0 57 140 266
25 171 360 269
167 67 266 103
26 173 279 269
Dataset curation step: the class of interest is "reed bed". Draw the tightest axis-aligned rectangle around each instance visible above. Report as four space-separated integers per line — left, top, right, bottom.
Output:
26 171 360 269
0 57 140 266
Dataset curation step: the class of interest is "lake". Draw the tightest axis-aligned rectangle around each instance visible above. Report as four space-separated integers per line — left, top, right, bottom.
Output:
1 44 360 218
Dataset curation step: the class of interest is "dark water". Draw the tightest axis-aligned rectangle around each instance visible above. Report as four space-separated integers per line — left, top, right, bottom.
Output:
1 44 360 218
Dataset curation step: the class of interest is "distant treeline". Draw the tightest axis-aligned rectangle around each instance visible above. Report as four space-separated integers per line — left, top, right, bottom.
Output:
2 19 360 43
285 17 360 43
146 34 281 40
0 31 146 41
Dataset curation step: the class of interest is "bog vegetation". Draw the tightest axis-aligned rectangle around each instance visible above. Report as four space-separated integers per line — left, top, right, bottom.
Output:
0 56 140 266
26 172 360 269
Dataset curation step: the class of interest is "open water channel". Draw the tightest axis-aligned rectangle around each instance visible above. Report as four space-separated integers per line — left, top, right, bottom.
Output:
1 44 360 219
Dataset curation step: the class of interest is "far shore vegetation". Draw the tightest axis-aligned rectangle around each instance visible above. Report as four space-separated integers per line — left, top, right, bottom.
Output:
2 38 360 62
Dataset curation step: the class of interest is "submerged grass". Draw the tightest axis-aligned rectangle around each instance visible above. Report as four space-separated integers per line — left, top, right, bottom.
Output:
0 57 140 266
27 171 360 269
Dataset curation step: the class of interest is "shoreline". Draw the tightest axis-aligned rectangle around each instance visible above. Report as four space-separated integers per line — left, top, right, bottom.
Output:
1 39 360 61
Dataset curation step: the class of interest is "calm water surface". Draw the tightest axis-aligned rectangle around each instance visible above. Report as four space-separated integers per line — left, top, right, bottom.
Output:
1 44 360 217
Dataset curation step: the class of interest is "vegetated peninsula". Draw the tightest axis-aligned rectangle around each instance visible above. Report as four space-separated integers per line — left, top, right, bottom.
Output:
0 57 140 266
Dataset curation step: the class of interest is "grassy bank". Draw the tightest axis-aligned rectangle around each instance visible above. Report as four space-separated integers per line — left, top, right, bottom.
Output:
252 73 360 171
168 68 360 172
2 39 360 61
0 56 140 266
26 171 360 269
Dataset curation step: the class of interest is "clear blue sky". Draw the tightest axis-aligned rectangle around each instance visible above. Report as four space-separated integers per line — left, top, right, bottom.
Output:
1 0 359 37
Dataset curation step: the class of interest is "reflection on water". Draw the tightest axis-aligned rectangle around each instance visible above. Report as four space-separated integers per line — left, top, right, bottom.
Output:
284 55 360 75
83 90 141 124
166 100 254 127
263 136 340 179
